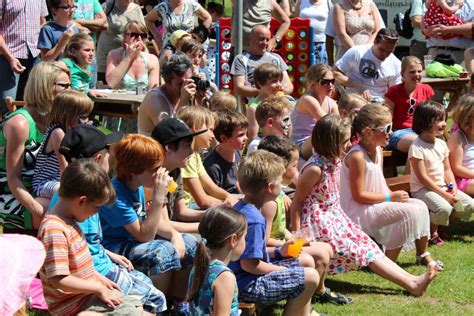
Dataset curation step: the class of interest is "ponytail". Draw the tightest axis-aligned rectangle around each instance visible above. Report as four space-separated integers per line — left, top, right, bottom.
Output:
187 206 247 302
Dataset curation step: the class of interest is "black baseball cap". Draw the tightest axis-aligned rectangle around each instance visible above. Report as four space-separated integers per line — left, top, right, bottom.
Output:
151 118 207 145
59 125 124 162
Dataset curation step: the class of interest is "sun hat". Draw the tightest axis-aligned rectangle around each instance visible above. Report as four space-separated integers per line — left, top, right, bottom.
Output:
151 118 207 146
0 234 46 315
170 30 190 47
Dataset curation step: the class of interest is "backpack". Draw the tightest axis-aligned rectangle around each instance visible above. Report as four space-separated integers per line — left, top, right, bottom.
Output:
393 5 414 39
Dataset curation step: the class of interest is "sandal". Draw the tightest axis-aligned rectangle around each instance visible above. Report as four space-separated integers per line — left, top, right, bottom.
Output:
429 235 445 246
313 287 353 305
416 252 444 270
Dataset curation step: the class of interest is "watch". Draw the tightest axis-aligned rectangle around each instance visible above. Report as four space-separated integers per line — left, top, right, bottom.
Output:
274 35 281 44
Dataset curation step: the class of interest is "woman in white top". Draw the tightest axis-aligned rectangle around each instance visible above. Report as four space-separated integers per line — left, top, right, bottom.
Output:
296 0 333 64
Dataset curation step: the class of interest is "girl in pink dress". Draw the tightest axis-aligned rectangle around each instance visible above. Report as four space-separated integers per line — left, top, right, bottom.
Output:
291 114 439 296
423 0 464 39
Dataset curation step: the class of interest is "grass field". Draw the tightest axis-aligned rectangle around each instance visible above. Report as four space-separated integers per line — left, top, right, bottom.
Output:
259 220 474 316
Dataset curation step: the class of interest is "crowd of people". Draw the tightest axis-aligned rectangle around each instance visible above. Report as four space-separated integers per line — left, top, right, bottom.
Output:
1 0 474 315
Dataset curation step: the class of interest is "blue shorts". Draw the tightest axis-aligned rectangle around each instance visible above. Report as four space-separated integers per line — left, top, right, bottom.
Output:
112 233 198 276
239 258 305 305
106 263 167 313
388 128 416 150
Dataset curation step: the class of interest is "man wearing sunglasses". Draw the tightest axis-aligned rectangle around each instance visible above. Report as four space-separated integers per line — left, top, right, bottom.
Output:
334 28 402 102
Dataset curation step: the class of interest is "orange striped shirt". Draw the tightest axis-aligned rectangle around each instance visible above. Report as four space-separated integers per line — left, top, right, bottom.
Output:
38 213 95 315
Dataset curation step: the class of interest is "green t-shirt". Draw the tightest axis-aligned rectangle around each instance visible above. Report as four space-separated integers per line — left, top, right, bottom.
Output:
74 0 103 42
270 195 287 241
64 58 92 94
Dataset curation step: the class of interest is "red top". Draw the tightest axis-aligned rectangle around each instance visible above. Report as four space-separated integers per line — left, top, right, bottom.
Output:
385 83 435 130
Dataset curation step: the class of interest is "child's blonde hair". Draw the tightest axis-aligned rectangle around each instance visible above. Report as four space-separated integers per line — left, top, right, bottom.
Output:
305 64 333 88
253 63 283 89
209 91 237 111
48 90 93 129
402 55 423 72
65 33 94 65
453 95 474 134
177 106 216 131
312 114 352 160
352 103 392 135
255 95 292 127
337 93 368 122
23 61 70 116
238 150 285 193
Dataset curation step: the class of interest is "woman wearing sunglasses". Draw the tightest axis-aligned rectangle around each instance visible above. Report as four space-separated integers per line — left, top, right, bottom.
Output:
384 56 434 153
291 64 339 161
106 21 160 90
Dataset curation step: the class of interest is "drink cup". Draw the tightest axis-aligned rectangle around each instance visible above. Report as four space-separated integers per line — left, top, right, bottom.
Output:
168 180 178 193
287 227 313 258
423 55 433 66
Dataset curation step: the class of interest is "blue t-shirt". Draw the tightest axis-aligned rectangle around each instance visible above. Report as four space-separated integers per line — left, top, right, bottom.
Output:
189 260 239 315
100 178 146 250
38 21 77 60
50 193 113 275
229 199 269 290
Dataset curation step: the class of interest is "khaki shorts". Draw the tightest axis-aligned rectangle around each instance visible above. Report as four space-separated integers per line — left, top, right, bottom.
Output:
79 289 142 316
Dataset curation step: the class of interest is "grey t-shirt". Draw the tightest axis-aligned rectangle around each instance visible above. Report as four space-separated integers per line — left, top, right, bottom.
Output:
230 51 289 89
203 148 240 194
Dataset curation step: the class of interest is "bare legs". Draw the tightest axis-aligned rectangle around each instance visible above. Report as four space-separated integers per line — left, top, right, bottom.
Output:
302 241 333 294
369 255 438 297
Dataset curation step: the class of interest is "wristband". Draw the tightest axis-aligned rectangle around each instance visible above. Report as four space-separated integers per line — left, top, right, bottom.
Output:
385 193 391 202
274 245 284 260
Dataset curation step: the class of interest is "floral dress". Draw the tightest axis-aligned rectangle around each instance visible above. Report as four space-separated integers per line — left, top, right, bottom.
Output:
300 154 384 274
423 0 463 39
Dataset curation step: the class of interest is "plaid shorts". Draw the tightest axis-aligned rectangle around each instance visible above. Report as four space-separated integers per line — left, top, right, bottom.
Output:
106 263 167 313
239 258 305 305
111 233 198 276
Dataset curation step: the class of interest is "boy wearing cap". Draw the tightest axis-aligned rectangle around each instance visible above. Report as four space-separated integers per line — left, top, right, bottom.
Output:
151 118 207 233
50 125 167 315
99 134 198 310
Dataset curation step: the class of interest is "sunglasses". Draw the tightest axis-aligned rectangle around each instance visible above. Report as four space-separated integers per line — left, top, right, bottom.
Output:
319 79 336 86
125 32 147 40
371 123 393 134
58 5 77 10
407 97 417 115
55 82 71 89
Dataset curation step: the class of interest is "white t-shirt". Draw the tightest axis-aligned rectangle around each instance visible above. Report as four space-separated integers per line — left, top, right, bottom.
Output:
246 136 262 154
335 44 401 98
299 0 331 43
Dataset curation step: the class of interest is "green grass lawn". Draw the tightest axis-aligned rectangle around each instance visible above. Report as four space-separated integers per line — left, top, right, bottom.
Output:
260 220 474 316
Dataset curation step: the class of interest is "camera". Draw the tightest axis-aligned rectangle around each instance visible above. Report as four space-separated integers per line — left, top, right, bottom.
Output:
191 76 210 91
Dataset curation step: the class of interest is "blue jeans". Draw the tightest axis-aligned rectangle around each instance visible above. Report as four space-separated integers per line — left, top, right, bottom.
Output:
0 51 38 114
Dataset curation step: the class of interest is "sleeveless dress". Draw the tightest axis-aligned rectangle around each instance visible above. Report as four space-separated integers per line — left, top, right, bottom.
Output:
340 145 430 250
300 153 384 274
423 0 463 39
189 260 239 316
32 123 63 198
455 130 474 192
0 108 44 229
336 0 376 60
117 51 149 91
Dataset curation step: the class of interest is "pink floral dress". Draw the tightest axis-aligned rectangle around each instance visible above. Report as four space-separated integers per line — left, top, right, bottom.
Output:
300 154 384 274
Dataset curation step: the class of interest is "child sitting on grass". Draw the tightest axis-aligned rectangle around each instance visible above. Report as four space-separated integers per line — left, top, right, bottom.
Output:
38 160 143 315
247 95 292 154
177 106 238 209
204 109 248 194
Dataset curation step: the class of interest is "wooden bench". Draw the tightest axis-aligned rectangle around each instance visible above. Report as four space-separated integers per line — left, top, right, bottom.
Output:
386 174 410 193
239 302 257 316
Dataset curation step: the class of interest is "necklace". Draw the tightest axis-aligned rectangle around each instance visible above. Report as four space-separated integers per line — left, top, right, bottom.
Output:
348 0 363 10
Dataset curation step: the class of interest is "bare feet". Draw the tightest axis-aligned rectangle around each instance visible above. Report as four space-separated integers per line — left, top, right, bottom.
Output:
409 266 439 297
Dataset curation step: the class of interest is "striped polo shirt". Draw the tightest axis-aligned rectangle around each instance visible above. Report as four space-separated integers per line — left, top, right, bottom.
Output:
0 0 49 58
38 213 96 315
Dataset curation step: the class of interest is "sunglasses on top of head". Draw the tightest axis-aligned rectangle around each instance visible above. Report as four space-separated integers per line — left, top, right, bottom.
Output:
371 123 393 134
125 32 147 40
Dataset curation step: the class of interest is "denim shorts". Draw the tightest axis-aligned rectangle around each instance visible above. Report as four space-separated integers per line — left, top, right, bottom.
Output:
106 263 167 313
238 258 305 305
388 128 416 150
112 233 198 276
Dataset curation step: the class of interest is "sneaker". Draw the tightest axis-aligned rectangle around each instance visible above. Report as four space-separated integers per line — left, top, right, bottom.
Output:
313 287 353 305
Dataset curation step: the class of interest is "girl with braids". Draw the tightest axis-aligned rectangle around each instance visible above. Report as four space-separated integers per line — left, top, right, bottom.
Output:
187 206 247 315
